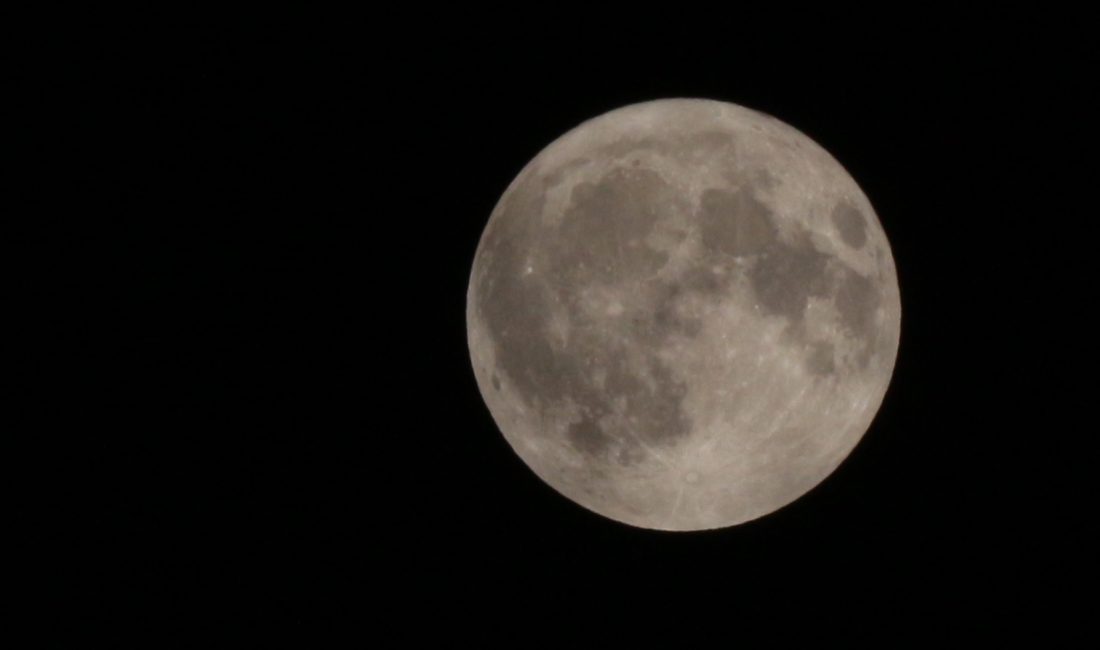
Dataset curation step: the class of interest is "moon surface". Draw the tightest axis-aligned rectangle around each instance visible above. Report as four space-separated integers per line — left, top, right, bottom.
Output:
466 98 900 531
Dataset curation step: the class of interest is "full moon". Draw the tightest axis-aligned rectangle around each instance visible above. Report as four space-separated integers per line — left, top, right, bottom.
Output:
466 98 900 531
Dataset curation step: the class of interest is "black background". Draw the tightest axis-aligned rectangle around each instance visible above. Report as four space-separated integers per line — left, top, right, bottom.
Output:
22 11 1095 642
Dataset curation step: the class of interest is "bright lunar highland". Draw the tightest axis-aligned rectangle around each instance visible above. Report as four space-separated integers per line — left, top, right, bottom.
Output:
467 98 900 530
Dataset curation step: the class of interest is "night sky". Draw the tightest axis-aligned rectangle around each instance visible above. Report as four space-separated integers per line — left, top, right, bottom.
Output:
23 12 1095 642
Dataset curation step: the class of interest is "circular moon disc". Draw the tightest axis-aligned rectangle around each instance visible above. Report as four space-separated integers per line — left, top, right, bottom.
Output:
467 98 900 530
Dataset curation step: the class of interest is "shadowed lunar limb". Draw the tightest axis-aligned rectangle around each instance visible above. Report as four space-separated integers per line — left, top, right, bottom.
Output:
467 98 901 531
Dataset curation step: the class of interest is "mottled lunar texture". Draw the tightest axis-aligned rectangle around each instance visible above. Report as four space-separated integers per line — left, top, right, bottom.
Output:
467 98 900 530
